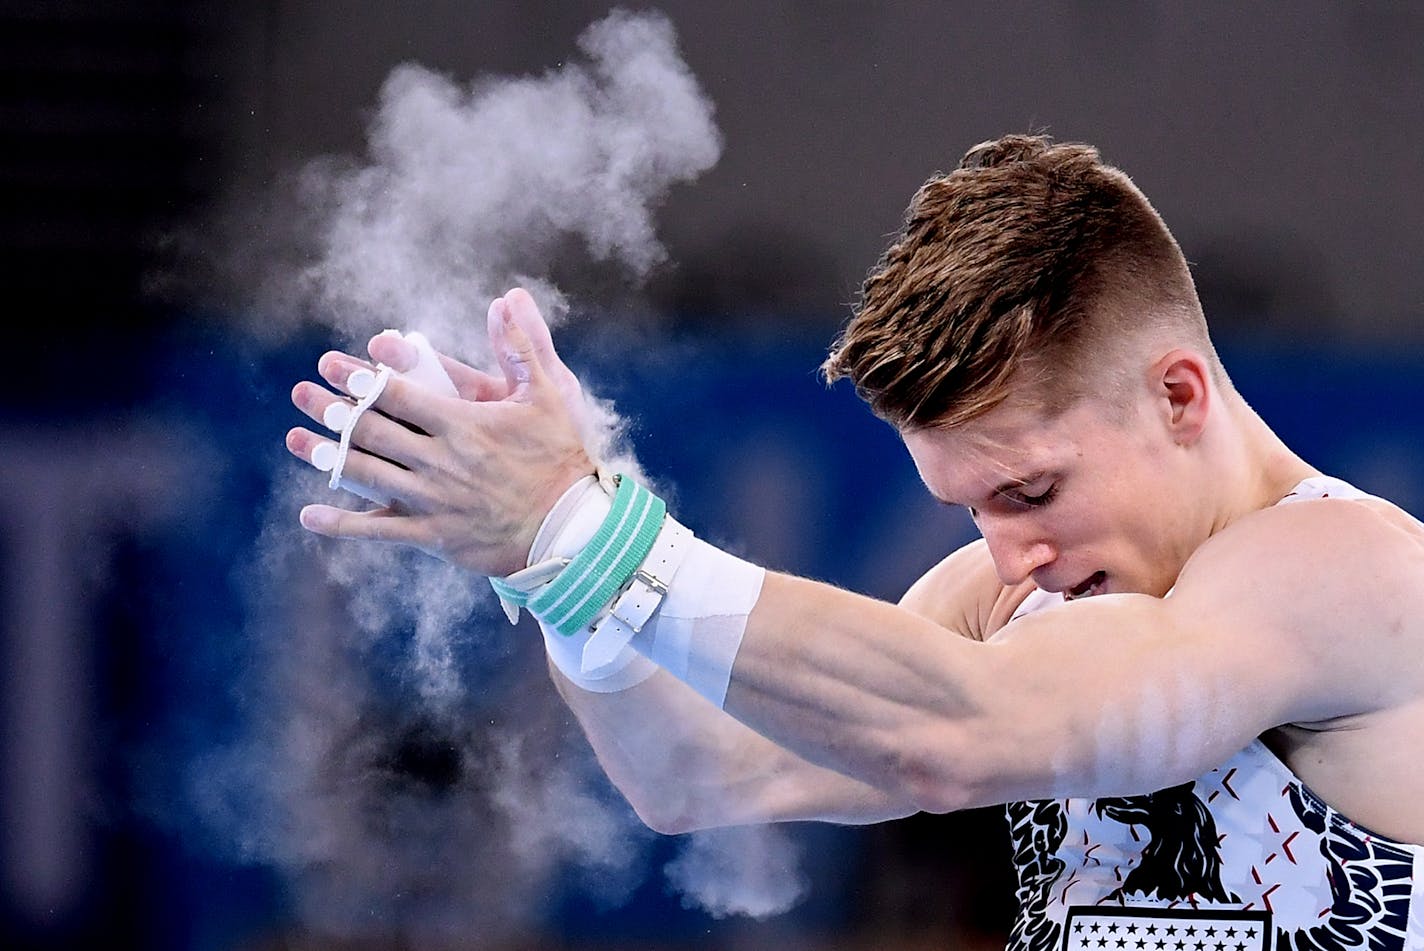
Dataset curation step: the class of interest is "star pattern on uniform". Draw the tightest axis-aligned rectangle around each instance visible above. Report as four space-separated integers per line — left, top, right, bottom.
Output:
1064 914 1268 951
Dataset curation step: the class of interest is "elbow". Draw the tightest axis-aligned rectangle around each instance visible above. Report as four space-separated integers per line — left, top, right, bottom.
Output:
631 800 699 836
902 770 979 815
620 785 707 836
595 751 732 835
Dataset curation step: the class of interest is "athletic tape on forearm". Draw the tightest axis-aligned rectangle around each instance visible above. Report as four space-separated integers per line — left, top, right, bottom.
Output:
536 520 763 703
628 540 765 708
542 622 659 692
494 558 660 692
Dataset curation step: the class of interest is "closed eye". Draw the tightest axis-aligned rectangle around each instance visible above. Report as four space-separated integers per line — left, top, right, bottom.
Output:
1002 482 1059 509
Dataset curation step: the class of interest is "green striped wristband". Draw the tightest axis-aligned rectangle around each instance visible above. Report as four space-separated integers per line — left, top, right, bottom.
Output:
492 476 666 638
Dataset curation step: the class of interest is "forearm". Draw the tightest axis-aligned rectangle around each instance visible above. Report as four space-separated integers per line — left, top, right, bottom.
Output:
551 661 916 833
511 481 991 815
722 572 992 812
719 570 1289 812
492 472 984 816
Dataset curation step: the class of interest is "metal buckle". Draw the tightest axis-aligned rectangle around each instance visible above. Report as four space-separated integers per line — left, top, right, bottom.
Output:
633 567 668 597
600 568 668 634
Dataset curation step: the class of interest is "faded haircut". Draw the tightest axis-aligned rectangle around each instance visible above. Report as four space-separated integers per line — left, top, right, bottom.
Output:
823 134 1217 430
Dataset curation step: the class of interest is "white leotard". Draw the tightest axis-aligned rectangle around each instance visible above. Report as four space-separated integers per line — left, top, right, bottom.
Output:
1003 476 1424 951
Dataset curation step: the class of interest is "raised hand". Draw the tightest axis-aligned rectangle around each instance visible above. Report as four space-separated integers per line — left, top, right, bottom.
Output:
285 289 596 576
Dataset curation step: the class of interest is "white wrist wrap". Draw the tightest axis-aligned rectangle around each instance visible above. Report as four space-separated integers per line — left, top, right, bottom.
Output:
490 476 765 706
531 476 611 565
492 476 659 692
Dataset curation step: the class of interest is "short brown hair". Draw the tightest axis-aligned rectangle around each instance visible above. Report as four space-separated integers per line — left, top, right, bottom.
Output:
823 134 1212 429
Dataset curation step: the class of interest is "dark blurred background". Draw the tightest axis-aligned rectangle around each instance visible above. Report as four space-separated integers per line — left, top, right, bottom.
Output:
3 2 1423 949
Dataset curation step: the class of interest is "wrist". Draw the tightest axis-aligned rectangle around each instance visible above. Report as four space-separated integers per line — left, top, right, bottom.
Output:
528 474 609 565
490 475 765 707
491 474 668 690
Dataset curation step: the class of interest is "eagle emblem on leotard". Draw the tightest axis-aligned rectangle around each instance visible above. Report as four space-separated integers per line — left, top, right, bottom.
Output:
1092 782 1236 904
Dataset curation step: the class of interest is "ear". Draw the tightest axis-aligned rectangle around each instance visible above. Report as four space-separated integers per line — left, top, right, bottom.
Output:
1151 348 1213 445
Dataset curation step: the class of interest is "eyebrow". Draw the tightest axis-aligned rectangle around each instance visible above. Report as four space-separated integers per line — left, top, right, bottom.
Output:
934 470 1047 508
991 470 1046 496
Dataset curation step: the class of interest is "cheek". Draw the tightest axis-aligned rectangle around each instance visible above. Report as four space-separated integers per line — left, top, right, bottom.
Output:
1097 441 1176 516
1045 505 1099 548
1067 487 1153 552
1116 499 1188 564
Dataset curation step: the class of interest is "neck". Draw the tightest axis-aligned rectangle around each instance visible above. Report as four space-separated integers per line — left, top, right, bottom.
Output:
1210 392 1317 533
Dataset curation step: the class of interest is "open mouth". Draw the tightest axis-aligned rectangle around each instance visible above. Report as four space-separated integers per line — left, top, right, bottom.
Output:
1064 570 1107 601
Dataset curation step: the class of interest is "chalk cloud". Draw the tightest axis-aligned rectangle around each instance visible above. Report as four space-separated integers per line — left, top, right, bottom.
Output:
297 7 721 359
178 8 816 940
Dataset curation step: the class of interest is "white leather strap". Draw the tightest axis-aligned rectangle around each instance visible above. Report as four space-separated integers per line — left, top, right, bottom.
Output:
321 365 392 503
492 556 570 624
581 515 694 673
309 329 459 506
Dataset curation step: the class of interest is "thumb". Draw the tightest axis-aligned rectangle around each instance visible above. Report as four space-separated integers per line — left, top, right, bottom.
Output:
501 286 587 415
502 287 571 376
488 295 547 400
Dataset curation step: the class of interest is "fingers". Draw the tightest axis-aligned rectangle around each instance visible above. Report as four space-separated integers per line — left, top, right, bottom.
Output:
487 297 522 394
438 357 509 402
298 503 432 546
503 287 572 377
372 375 466 436
312 353 460 437
365 331 418 372
290 297 588 569
367 331 509 402
497 289 588 419
285 425 433 504
316 349 374 389
290 380 434 469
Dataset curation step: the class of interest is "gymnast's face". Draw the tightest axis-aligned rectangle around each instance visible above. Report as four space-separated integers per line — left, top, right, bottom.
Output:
901 382 1210 600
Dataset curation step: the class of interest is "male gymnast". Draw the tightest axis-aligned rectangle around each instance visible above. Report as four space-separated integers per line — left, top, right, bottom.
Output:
287 135 1424 949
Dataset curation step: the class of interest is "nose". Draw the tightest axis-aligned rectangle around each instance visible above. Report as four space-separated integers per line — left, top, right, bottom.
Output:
979 519 1057 586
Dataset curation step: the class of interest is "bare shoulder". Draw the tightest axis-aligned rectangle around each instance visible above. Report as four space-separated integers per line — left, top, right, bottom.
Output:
899 538 1038 640
1180 493 1424 592
1171 494 1424 720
